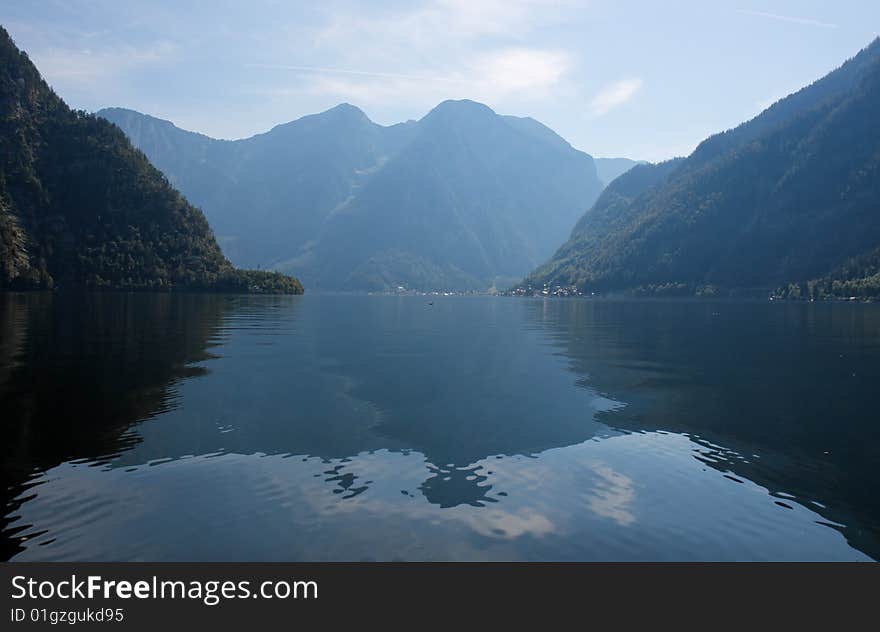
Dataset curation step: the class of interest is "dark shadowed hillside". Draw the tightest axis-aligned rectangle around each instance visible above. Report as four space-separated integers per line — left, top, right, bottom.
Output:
0 27 301 293
523 38 880 298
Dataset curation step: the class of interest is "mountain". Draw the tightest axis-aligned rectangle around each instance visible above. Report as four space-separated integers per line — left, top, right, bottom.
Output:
100 100 604 291
101 103 415 272
522 38 880 298
0 27 301 293
775 245 880 300
594 157 643 187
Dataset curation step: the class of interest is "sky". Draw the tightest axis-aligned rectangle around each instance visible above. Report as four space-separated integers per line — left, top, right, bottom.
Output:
2 0 878 161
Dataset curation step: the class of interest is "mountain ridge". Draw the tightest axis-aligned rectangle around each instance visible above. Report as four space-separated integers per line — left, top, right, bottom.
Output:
520 37 880 298
100 99 611 291
0 27 301 293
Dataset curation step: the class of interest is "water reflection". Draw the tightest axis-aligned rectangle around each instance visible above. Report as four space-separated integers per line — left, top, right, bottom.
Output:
102 295 620 507
1 294 877 560
523 298 880 558
10 434 867 561
0 292 234 558
421 463 498 508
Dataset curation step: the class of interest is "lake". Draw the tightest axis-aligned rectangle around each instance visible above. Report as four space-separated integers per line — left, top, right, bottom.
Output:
1 293 878 561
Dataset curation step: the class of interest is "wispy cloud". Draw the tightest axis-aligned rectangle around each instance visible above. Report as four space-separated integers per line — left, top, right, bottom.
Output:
245 64 470 84
474 48 570 97
271 47 572 109
588 78 643 117
738 9 838 29
287 1 577 110
29 40 177 84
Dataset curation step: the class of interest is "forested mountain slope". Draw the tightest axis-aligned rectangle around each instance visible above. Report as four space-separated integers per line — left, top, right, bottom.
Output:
523 38 880 298
0 27 301 293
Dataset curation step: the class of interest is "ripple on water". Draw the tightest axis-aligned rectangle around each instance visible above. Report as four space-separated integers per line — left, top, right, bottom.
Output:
6 431 871 561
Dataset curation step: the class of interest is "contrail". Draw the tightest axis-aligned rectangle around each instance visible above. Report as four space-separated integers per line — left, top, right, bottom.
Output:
738 9 838 29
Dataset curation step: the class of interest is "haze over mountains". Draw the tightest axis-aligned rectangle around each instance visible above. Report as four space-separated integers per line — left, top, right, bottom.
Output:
525 37 880 299
0 27 300 293
6 18 878 300
100 101 618 291
593 158 644 187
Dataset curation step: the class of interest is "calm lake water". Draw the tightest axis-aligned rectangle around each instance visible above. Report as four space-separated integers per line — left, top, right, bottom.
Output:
1 293 878 561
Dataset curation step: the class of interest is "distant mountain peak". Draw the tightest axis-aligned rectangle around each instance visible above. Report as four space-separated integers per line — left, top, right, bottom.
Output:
433 98 494 110
321 102 370 120
422 99 497 123
98 107 175 127
98 107 218 145
101 95 604 291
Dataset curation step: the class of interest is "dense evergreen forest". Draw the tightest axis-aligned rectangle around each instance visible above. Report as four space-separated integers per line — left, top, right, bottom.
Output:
774 246 880 300
521 38 880 300
0 27 302 293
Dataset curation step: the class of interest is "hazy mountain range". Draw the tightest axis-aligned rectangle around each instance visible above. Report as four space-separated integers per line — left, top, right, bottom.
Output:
0 27 300 293
5 19 878 301
99 102 629 291
524 37 880 299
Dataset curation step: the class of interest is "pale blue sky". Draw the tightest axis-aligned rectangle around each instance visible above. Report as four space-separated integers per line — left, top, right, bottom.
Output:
2 1 878 161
